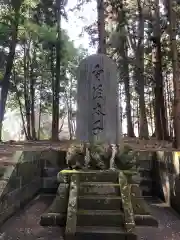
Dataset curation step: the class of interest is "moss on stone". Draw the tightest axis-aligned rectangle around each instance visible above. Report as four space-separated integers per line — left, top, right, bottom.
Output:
65 143 138 171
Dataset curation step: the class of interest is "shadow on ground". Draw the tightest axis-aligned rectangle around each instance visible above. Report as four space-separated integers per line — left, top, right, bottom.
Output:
136 198 180 240
0 195 64 240
1 196 180 239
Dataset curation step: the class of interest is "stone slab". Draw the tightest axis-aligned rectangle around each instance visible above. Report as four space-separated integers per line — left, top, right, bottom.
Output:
77 209 124 227
74 226 137 240
75 226 137 240
78 171 119 183
40 212 66 226
76 53 121 144
79 182 120 196
78 195 122 210
42 176 59 190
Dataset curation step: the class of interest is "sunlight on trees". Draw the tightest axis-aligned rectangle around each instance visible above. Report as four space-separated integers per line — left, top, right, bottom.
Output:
0 0 179 145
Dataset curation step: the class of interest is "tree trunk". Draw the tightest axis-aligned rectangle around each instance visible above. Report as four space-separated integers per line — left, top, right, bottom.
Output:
165 0 180 147
29 49 36 139
97 0 106 54
23 43 31 139
152 0 169 140
51 0 61 140
122 43 135 137
0 10 19 140
38 78 43 140
112 0 135 137
13 69 28 139
135 0 149 138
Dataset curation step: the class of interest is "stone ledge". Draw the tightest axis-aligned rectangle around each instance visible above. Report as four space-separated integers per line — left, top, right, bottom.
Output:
40 212 66 226
0 179 41 225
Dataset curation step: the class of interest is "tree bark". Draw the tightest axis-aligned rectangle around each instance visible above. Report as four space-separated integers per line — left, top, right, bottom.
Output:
0 10 19 140
135 0 149 139
23 43 31 139
29 48 36 139
97 0 106 54
152 0 169 140
165 0 180 147
122 43 135 137
51 0 61 140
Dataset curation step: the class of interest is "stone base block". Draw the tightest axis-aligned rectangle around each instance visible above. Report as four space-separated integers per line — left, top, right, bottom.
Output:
40 212 66 226
75 226 137 240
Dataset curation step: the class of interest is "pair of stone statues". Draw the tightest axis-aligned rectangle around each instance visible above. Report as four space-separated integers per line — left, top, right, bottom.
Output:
66 143 136 170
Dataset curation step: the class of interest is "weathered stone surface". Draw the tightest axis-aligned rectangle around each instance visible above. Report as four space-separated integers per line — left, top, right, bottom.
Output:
40 212 66 226
45 196 68 213
76 226 137 240
139 168 151 178
42 150 66 168
77 209 124 227
57 183 69 196
0 151 42 225
42 176 59 191
79 182 120 196
119 171 135 232
65 174 79 238
134 214 158 227
140 185 153 197
40 191 69 226
76 53 121 144
78 196 122 210
43 167 59 177
41 150 67 191
152 151 180 215
131 185 158 227
17 178 41 204
78 171 119 183
138 159 152 169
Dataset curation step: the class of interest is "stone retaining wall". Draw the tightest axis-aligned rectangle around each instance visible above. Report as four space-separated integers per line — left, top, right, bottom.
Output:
152 151 180 214
0 151 42 224
40 150 67 193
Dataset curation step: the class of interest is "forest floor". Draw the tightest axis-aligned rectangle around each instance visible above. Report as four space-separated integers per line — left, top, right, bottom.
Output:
0 138 174 152
0 195 180 239
0 195 64 240
136 198 180 239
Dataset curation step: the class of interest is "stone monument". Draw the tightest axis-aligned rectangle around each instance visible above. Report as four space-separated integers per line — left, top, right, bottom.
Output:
40 53 158 240
65 53 123 170
76 53 121 144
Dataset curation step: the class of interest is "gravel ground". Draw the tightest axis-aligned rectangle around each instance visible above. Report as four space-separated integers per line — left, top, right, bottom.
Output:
0 196 180 240
136 198 180 240
0 195 64 240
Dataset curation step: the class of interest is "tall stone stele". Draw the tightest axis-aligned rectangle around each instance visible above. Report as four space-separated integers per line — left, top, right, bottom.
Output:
76 53 121 145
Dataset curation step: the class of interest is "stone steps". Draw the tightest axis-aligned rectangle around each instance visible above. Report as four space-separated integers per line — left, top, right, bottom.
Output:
77 209 124 227
77 210 157 229
40 183 69 226
79 182 120 196
79 181 152 198
77 171 119 183
74 170 157 239
78 195 122 210
75 226 137 240
41 168 157 240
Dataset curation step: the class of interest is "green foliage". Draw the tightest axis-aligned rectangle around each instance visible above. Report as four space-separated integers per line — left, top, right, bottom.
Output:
0 0 88 140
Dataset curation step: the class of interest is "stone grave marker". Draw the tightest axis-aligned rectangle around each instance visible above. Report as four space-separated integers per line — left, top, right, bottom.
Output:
76 53 121 144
